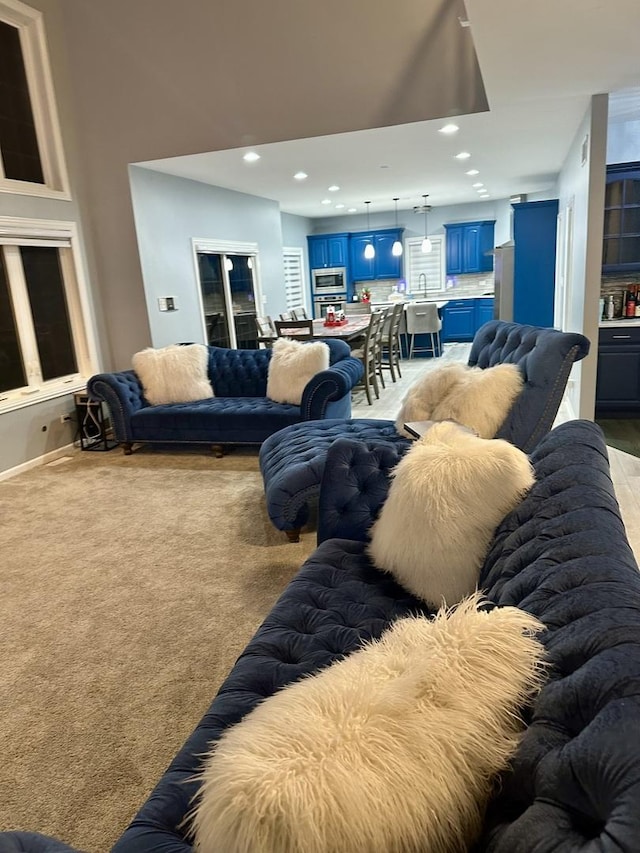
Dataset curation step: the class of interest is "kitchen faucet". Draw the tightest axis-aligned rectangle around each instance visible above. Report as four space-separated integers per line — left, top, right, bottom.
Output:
418 273 427 297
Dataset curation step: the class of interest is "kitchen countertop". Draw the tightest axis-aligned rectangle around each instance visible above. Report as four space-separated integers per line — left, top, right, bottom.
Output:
599 318 640 328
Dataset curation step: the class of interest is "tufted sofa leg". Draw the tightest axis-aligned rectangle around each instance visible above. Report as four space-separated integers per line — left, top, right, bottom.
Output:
285 528 301 543
122 442 133 455
212 444 225 458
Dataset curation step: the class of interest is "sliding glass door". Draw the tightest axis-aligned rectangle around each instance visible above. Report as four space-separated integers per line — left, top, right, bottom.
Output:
196 248 259 349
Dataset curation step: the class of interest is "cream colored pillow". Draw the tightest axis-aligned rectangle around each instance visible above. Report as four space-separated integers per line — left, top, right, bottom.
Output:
369 420 535 608
189 594 545 853
131 344 213 405
266 338 330 405
396 361 523 438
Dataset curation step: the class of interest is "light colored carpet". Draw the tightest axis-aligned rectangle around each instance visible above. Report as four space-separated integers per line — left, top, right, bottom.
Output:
0 447 316 852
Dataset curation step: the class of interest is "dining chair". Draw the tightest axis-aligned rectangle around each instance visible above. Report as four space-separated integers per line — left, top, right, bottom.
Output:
373 306 390 390
274 319 314 340
380 301 404 381
405 302 442 358
291 306 309 320
350 310 384 405
255 315 277 347
279 310 294 321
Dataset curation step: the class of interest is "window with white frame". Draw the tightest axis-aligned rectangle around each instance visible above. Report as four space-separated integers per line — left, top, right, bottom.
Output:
405 236 445 295
0 218 95 409
282 247 307 311
0 0 69 197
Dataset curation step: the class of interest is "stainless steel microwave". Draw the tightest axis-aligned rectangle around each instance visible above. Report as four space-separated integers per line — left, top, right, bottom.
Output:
312 267 347 293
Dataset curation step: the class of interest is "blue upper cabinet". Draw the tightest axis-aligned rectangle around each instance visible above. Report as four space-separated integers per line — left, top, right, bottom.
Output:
512 199 558 328
307 233 349 269
349 233 375 281
602 162 640 272
350 228 404 281
444 221 495 275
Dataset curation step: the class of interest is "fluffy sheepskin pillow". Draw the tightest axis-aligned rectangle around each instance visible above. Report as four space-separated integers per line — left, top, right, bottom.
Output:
396 361 523 438
131 344 213 405
189 593 545 853
266 337 330 405
369 420 535 608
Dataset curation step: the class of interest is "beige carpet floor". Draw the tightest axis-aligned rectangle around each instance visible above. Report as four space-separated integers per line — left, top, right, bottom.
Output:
0 446 316 852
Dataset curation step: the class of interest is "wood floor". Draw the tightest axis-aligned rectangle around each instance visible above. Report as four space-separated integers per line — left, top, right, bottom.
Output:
351 344 640 562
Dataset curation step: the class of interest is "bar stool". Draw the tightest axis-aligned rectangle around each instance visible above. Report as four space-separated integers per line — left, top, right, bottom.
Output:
405 302 442 358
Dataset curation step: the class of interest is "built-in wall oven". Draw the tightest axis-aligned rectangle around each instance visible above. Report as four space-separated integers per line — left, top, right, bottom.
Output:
312 267 347 294
313 293 347 319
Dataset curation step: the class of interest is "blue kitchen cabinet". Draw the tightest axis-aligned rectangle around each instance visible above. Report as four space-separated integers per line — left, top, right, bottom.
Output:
475 297 495 329
512 200 558 328
307 233 349 269
350 228 404 281
444 221 495 275
349 233 375 281
442 299 476 342
602 162 640 272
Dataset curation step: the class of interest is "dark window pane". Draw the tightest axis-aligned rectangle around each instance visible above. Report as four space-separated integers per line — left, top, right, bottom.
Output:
620 236 640 265
605 180 623 208
198 253 230 348
602 237 619 266
604 209 621 236
0 252 27 392
625 179 640 206
0 21 44 184
20 246 77 380
228 255 258 350
622 207 640 235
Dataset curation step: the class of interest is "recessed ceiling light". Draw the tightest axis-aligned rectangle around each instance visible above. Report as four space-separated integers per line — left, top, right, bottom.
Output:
466 169 479 176
328 185 340 192
348 207 357 213
479 193 490 198
335 203 345 209
293 171 308 180
455 152 471 160
439 123 459 134
321 199 332 205
243 151 260 163
472 182 484 188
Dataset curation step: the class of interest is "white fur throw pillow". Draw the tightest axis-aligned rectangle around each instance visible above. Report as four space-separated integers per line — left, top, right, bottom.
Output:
369 421 535 608
189 594 545 853
396 361 523 438
131 344 213 406
266 338 330 405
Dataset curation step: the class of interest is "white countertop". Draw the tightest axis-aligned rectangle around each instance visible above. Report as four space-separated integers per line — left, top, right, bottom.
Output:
599 318 640 328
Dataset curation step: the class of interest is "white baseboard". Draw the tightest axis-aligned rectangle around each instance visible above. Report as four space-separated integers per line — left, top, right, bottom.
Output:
0 443 76 482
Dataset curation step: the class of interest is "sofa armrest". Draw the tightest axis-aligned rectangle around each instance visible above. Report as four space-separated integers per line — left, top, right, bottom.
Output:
87 370 145 444
300 356 364 420
316 437 411 544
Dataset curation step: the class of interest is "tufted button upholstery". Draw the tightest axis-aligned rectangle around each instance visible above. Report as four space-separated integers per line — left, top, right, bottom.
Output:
113 419 640 852
259 320 589 536
259 419 409 533
87 340 362 450
469 320 589 452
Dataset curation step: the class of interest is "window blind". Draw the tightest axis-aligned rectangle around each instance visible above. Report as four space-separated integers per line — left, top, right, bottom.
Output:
405 236 444 294
283 248 305 310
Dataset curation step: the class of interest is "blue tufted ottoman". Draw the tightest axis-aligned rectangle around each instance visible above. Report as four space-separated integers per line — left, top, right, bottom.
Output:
258 418 411 541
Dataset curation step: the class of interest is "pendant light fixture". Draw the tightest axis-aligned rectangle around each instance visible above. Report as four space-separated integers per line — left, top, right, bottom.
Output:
391 198 403 256
421 194 432 254
364 201 375 259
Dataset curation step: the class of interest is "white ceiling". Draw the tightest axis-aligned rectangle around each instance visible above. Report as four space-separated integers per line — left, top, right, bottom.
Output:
138 0 640 219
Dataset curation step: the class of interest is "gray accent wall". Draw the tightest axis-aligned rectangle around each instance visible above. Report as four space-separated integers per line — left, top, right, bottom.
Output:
129 167 287 346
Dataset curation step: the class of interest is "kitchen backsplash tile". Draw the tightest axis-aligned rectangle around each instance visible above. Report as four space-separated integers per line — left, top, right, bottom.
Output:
352 272 495 304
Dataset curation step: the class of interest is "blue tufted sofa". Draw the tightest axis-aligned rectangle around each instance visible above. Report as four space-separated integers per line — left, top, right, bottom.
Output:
86 339 362 455
96 418 638 852
3 419 640 852
260 320 590 540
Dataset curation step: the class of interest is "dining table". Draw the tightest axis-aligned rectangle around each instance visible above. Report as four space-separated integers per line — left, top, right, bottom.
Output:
311 315 371 342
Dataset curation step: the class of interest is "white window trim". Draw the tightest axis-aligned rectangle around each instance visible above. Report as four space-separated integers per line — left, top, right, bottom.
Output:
191 237 262 348
0 0 70 199
0 216 98 414
282 246 309 313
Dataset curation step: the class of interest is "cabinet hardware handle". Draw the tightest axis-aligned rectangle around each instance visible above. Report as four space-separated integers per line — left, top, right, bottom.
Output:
612 334 631 339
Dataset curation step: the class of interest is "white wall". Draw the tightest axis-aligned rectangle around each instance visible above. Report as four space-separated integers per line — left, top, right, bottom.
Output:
556 94 608 419
129 167 289 346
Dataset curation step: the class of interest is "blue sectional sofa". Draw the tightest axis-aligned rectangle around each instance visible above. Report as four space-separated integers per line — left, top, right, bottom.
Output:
2 419 640 852
87 339 363 455
99 419 638 852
